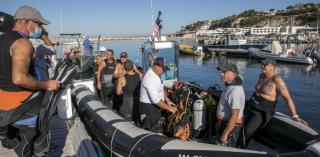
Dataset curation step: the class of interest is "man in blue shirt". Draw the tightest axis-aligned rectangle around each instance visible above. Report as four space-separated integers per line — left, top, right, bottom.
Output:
82 35 92 56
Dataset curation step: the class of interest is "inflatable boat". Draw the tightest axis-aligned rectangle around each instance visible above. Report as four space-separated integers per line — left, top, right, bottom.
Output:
71 85 320 157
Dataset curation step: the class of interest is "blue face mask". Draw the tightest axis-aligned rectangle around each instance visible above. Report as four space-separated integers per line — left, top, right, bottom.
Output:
29 26 42 39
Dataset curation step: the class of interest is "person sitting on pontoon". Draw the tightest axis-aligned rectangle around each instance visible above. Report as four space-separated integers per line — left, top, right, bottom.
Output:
0 5 59 156
237 58 304 148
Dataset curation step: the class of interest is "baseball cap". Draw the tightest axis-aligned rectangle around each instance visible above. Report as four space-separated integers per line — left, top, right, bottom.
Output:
153 57 170 72
124 59 134 71
14 5 50 25
260 58 277 66
120 51 128 58
217 63 238 73
99 46 106 52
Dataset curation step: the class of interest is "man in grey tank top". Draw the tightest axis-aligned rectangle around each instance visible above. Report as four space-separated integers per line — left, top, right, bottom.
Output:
201 63 245 147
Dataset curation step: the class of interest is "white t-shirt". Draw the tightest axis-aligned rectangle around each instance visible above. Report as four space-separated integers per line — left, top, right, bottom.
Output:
217 85 245 120
140 68 164 104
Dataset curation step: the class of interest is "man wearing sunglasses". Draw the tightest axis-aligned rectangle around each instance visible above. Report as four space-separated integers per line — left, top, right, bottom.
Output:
0 5 59 157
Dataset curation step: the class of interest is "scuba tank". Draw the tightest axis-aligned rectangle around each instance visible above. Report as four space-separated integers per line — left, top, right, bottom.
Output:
192 100 206 132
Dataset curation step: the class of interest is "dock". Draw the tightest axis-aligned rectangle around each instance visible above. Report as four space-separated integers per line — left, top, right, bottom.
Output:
207 48 250 58
0 113 102 157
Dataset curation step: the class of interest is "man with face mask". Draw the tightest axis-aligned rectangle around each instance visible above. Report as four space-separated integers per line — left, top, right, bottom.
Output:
0 5 59 157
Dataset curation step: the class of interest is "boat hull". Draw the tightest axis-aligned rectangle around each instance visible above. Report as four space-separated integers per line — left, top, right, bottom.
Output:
178 44 200 56
71 85 320 157
204 44 267 50
248 48 313 64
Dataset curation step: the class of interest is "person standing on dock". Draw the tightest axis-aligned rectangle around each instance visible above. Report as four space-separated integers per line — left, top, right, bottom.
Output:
82 35 92 56
202 63 245 147
96 48 115 107
139 57 177 133
0 5 59 157
238 58 303 148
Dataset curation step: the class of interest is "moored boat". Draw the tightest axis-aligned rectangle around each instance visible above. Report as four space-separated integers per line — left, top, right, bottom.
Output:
248 47 316 65
203 32 268 51
178 44 202 56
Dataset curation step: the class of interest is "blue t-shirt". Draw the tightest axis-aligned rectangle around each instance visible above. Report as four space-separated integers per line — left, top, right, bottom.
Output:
83 39 90 49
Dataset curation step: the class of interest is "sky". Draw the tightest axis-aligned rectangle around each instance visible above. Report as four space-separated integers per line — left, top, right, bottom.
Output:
1 0 319 37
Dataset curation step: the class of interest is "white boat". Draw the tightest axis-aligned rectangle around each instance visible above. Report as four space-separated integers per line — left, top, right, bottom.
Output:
248 47 315 65
203 32 268 50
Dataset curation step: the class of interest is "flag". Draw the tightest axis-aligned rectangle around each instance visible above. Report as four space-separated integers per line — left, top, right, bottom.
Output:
153 11 162 41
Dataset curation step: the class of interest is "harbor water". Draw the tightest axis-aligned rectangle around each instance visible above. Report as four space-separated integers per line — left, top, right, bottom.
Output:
80 40 320 132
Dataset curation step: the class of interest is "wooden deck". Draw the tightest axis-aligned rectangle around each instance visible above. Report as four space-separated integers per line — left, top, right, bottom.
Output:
0 114 102 157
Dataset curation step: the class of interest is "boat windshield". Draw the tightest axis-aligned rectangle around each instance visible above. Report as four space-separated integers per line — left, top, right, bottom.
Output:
229 34 245 40
55 33 96 81
142 41 178 87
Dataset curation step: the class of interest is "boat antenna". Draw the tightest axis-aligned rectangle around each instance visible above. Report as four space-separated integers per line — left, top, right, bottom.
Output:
59 8 63 58
96 35 101 55
60 8 63 35
150 0 155 40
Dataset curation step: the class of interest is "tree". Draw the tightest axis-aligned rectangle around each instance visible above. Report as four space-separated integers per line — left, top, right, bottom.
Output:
269 8 275 12
286 5 294 10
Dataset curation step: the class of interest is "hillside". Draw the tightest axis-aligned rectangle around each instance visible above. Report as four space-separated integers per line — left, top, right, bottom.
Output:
179 3 320 33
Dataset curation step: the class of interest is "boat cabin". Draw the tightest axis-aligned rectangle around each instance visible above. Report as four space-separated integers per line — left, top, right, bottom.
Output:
140 40 179 87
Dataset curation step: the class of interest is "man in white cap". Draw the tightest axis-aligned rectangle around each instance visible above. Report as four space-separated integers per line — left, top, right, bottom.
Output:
0 5 59 156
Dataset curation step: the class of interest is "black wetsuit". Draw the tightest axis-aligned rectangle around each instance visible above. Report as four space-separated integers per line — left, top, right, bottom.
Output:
238 92 276 148
119 73 140 122
0 31 48 157
100 59 115 107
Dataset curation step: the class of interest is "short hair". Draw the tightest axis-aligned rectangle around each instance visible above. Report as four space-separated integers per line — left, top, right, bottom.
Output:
124 60 134 71
107 49 114 55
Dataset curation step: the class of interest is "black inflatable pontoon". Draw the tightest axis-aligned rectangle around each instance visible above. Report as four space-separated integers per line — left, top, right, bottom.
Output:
71 85 320 157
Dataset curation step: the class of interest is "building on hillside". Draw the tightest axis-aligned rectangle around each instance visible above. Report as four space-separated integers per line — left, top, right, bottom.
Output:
279 26 318 35
251 27 281 35
196 29 219 36
250 26 318 36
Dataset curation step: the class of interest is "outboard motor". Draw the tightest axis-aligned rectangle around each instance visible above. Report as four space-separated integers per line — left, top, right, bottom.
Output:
192 99 206 137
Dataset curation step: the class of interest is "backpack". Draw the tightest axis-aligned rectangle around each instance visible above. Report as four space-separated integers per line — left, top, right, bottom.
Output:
165 89 192 140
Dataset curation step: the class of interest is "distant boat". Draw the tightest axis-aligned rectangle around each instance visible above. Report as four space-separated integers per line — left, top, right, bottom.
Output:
248 47 315 65
203 32 267 50
178 44 203 56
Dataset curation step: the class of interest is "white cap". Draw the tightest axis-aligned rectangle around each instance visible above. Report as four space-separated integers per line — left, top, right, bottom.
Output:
99 46 106 52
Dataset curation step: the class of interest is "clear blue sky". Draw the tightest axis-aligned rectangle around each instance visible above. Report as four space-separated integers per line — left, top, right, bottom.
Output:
1 0 319 37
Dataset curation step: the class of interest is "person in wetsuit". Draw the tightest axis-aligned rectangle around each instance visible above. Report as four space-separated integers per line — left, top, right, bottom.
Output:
0 5 59 157
96 49 115 107
238 58 303 148
116 60 142 122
